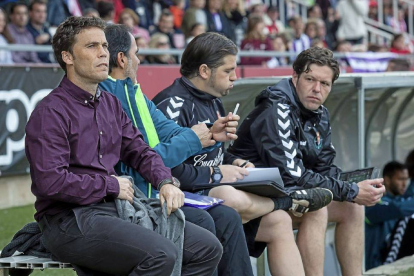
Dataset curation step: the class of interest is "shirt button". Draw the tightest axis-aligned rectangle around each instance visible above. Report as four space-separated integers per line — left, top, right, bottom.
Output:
100 131 103 135
99 154 103 159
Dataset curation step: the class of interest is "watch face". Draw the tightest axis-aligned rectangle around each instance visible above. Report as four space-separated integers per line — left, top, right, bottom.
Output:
213 174 221 181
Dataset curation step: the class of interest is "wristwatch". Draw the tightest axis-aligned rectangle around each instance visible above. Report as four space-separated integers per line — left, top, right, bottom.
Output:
211 166 223 183
158 177 181 190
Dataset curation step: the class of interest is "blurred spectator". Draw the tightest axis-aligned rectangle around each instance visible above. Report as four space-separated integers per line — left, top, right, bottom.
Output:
222 0 246 28
152 9 184 48
119 8 150 43
0 8 13 64
185 22 206 44
324 7 339 49
222 0 246 46
386 58 411 72
367 43 387 52
390 33 411 54
135 35 149 64
263 6 284 36
406 150 414 194
389 5 407 33
83 8 100 18
97 1 115 24
289 16 310 55
249 3 265 17
169 0 185 29
383 4 393 26
27 0 52 63
266 33 289 67
311 38 325 48
181 0 207 38
47 0 90 27
304 19 319 41
336 0 368 45
365 161 413 270
368 0 378 21
335 40 352 71
7 2 41 63
315 0 331 19
205 0 234 41
307 4 323 19
123 0 154 30
147 32 177 64
240 15 272 66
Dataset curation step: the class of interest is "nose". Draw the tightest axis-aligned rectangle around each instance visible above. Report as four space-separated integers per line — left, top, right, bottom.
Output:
313 81 321 92
99 45 108 58
230 71 237 81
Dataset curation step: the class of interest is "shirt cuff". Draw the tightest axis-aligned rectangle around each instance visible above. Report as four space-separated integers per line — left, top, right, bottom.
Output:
106 176 120 197
346 182 359 202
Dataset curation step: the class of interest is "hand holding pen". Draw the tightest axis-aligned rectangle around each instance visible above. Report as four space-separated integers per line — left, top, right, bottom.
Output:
210 104 240 142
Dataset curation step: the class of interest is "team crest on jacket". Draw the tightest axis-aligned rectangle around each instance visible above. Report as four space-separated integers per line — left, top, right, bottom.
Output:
314 131 323 149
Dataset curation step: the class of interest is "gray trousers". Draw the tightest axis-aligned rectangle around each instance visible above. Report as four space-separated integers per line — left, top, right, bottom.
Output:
40 202 222 276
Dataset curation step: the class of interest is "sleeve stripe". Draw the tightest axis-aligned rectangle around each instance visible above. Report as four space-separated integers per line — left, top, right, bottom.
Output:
276 105 302 178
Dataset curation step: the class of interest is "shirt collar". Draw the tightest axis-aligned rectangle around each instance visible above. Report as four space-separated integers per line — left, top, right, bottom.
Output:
181 77 217 101
60 76 101 104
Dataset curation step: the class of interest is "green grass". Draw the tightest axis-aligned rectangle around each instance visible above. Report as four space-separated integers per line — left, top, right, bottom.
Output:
0 205 75 275
398 268 414 276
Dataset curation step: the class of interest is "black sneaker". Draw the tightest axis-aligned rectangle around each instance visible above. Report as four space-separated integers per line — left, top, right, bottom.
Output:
289 188 333 217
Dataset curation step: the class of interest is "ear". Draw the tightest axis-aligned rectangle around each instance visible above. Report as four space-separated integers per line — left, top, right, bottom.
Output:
384 176 391 186
292 72 298 88
116 52 127 70
61 51 74 66
198 64 210 80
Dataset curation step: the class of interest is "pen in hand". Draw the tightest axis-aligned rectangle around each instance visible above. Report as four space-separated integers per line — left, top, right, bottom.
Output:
239 160 249 168
229 103 240 146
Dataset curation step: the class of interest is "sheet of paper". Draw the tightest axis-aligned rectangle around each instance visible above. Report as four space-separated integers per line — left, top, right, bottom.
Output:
236 167 281 183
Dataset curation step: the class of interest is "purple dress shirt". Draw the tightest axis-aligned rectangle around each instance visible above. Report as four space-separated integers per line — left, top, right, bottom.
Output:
25 76 172 221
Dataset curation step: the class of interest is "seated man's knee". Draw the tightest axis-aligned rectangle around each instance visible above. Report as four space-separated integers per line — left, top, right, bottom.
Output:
260 210 293 242
182 207 216 234
342 202 364 222
263 210 293 232
329 201 364 224
208 204 242 231
305 206 328 220
209 186 252 212
136 239 178 274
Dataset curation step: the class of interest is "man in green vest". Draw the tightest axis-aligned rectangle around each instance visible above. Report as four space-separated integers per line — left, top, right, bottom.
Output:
99 24 254 276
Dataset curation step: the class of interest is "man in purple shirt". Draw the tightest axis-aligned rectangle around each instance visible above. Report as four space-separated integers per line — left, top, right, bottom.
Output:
7 2 41 63
25 16 222 276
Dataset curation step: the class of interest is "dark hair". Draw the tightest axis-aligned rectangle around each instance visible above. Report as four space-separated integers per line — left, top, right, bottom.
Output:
391 33 404 48
293 47 340 83
10 2 27 14
52 16 107 72
159 9 173 20
29 0 46 11
190 23 203 33
406 150 414 178
97 1 114 19
383 161 407 178
388 58 410 71
105 24 133 73
180 32 238 78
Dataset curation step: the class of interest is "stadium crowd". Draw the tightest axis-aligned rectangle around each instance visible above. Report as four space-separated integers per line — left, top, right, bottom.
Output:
0 0 413 66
